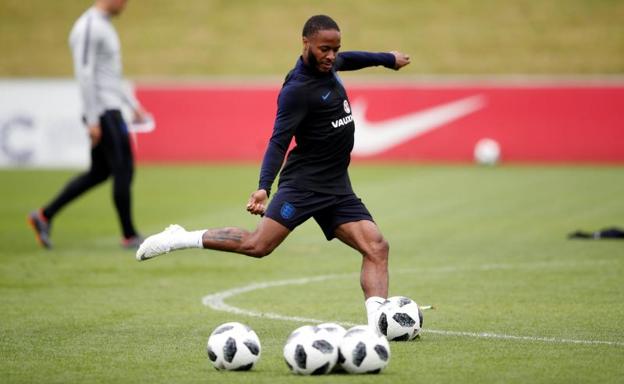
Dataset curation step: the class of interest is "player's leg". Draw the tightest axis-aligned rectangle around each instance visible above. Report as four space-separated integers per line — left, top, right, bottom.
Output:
334 219 389 327
136 186 323 261
201 217 290 256
334 220 389 299
29 137 110 248
136 217 290 260
40 144 110 221
100 111 139 244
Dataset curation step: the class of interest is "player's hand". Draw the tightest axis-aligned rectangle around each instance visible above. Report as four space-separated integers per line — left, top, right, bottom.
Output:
390 51 411 70
246 189 269 216
88 124 102 147
132 106 148 123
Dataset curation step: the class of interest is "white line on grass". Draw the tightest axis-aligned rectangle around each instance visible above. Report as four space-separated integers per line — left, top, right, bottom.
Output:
202 275 342 324
201 261 623 347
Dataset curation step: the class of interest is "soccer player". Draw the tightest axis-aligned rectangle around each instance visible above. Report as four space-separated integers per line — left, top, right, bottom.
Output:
28 0 147 249
137 15 410 325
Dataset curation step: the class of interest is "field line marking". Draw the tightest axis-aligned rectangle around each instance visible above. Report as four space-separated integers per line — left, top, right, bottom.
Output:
423 330 624 346
201 262 623 347
202 275 343 324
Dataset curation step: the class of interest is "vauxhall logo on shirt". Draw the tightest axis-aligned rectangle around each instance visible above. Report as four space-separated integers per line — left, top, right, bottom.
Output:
331 99 353 128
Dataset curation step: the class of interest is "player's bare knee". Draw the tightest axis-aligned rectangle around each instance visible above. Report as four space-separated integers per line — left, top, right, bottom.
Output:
380 238 390 255
242 241 274 258
239 231 276 258
373 237 389 256
367 238 389 265
251 246 273 258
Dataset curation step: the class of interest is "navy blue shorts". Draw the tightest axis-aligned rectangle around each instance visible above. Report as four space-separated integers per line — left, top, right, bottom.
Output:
264 186 374 240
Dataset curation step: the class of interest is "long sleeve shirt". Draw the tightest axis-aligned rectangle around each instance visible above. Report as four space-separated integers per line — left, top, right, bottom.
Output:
69 6 138 126
258 51 396 196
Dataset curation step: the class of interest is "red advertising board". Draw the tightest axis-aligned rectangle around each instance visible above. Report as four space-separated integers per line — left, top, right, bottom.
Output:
134 82 624 163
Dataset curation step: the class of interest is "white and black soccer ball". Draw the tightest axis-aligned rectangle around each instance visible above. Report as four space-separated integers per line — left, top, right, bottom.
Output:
316 322 347 345
374 296 423 341
206 322 261 371
474 138 501 165
283 325 339 375
338 325 390 374
317 323 347 372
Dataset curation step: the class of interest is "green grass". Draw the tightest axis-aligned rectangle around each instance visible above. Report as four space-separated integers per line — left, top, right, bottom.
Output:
1 164 623 383
1 0 623 76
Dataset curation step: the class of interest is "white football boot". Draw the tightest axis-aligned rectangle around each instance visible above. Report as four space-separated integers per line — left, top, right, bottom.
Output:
136 224 186 261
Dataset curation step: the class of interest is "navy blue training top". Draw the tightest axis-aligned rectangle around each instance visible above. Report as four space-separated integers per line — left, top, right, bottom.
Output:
258 51 396 196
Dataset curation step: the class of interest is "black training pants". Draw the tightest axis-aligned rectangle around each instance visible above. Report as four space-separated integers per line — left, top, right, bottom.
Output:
43 110 137 238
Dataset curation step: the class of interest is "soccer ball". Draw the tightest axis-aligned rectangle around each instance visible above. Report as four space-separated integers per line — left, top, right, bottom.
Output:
374 296 423 341
474 138 501 165
283 325 339 375
338 325 391 374
316 322 347 345
206 322 261 371
317 323 347 372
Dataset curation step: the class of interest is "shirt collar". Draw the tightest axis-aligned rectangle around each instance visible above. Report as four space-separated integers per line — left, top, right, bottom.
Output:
90 6 111 20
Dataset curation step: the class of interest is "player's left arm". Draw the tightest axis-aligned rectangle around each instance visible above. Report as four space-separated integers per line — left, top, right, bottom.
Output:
390 51 410 70
335 51 410 71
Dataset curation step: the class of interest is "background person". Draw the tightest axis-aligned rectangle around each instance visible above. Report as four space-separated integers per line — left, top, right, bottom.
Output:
28 0 147 249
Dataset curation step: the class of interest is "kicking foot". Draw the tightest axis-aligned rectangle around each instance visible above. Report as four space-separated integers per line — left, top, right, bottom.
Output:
122 235 144 250
136 224 185 261
28 210 52 249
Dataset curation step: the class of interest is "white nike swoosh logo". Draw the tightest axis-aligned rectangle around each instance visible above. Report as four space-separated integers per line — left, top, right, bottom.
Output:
352 95 486 156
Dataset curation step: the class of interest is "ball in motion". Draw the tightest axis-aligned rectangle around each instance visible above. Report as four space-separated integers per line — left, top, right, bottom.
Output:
339 325 391 374
283 325 339 375
206 322 261 371
474 138 501 165
374 296 423 341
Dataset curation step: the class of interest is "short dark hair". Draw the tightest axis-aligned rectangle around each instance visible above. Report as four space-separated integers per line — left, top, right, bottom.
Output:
302 15 340 37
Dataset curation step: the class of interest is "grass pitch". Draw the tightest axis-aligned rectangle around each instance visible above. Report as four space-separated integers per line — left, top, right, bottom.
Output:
1 164 623 383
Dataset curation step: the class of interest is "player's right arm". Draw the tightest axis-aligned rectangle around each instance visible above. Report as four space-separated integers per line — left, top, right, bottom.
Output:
70 14 101 146
247 83 307 215
246 189 269 215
